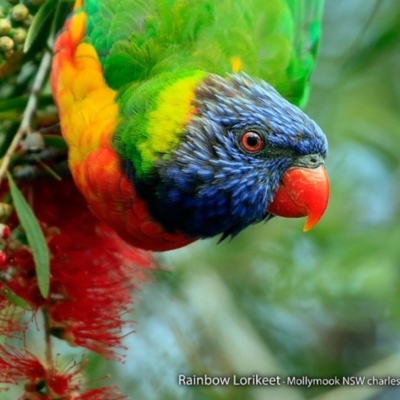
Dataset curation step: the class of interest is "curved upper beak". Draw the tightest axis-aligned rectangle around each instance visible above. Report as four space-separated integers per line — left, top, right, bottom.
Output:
267 165 330 231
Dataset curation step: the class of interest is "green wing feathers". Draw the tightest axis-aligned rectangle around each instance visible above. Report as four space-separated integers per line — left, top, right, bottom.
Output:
284 0 325 105
82 0 324 106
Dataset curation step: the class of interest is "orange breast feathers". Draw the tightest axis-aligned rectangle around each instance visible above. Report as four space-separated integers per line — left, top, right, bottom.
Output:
50 4 195 251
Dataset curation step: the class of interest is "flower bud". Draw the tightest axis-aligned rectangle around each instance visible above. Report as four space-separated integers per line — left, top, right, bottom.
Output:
0 250 6 265
0 18 11 35
0 203 12 218
0 223 10 239
23 14 33 28
10 27 26 44
0 36 14 52
11 4 29 22
3 49 14 59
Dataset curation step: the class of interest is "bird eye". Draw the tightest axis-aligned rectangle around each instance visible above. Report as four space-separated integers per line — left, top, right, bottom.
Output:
240 131 264 153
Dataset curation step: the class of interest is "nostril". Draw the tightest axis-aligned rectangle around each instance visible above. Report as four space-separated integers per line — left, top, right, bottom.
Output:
295 154 323 168
306 154 323 168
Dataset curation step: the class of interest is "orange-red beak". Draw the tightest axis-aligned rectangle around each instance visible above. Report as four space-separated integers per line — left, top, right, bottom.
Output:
267 166 330 231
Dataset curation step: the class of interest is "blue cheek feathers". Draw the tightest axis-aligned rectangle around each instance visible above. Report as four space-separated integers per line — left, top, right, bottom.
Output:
133 121 291 239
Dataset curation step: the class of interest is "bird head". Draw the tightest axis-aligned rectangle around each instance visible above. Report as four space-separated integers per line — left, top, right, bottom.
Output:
133 72 329 240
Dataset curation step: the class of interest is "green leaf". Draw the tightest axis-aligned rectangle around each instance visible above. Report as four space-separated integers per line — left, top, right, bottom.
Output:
24 0 58 53
0 95 54 113
43 134 68 151
3 287 32 310
32 154 63 181
7 173 50 298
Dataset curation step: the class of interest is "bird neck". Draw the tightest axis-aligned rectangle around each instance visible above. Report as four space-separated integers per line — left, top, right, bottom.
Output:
114 70 207 178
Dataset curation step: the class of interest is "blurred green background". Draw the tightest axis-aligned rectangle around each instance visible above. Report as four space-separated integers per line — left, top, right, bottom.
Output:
2 0 400 399
105 1 400 399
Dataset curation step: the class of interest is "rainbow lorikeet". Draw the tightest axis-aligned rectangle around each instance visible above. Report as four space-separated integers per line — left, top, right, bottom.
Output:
50 0 329 252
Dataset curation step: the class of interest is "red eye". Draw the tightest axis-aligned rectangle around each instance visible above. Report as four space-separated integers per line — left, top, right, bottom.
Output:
241 131 263 152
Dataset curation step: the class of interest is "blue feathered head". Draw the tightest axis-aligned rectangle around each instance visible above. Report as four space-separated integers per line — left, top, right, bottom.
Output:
135 73 329 239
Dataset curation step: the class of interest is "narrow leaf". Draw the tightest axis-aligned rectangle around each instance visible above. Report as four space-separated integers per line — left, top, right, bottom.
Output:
7 173 50 298
24 0 58 53
0 95 54 112
32 155 62 181
43 134 68 151
3 288 32 310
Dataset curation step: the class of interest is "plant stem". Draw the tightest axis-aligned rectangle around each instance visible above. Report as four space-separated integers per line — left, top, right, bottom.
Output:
43 307 53 366
0 49 52 185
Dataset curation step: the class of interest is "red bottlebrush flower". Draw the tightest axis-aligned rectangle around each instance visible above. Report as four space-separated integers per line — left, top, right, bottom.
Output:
3 246 47 308
0 299 27 338
0 177 155 359
44 358 126 400
0 345 46 387
0 279 28 338
0 345 125 399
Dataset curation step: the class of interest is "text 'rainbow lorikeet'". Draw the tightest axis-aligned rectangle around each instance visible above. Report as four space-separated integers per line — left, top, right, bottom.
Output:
50 0 329 252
